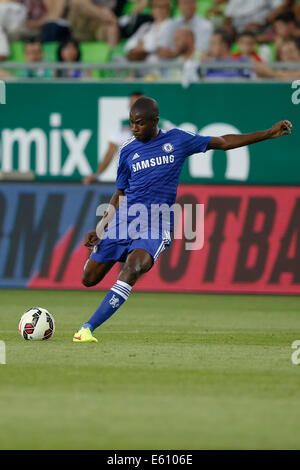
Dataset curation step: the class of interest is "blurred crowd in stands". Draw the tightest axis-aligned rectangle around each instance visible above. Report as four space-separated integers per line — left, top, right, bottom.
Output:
0 0 299 80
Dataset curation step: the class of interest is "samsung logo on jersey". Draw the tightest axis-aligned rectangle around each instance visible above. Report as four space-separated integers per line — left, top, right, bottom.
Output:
132 155 174 173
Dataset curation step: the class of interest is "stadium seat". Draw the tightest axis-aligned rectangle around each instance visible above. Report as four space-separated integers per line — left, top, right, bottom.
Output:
110 40 127 60
42 42 59 62
121 0 151 15
80 41 111 62
231 41 276 62
258 43 276 62
8 42 25 62
80 41 112 78
196 0 213 17
7 42 25 77
173 0 213 17
231 42 240 54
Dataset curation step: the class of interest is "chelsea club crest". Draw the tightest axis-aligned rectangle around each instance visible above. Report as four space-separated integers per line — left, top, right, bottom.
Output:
162 143 174 153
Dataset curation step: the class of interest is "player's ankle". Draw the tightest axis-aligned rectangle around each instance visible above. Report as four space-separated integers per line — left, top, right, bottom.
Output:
82 322 94 332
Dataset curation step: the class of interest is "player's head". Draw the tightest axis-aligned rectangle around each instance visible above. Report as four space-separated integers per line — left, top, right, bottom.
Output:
129 91 144 109
130 97 159 142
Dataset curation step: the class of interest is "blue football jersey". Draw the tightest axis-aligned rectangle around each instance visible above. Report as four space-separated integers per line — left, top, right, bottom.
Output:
115 128 212 232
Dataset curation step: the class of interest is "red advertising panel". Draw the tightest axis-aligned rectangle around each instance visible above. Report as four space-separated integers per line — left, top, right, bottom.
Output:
27 185 300 295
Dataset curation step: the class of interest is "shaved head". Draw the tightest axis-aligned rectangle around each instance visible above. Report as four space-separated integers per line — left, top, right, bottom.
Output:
130 97 160 142
130 97 159 120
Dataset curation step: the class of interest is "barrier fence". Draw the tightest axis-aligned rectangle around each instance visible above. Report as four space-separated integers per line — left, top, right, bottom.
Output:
0 81 299 184
1 182 299 294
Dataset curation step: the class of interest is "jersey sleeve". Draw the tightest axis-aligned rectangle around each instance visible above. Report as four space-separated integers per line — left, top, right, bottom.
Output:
116 148 130 190
178 129 213 157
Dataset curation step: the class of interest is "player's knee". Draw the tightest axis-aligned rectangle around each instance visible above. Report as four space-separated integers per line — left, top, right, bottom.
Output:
82 273 98 288
134 261 149 276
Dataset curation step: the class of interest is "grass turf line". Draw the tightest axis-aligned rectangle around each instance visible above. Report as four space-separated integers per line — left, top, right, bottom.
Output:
0 289 300 449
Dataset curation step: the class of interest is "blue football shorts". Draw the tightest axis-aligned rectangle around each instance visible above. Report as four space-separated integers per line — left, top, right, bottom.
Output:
90 226 172 265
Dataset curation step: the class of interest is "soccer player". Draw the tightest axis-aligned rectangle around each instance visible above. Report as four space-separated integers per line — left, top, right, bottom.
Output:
73 97 292 343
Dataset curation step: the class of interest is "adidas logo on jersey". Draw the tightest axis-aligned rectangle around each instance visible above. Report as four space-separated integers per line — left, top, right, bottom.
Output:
132 153 140 160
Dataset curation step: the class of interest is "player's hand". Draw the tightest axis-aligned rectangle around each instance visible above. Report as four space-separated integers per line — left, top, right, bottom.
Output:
84 230 99 251
268 120 292 138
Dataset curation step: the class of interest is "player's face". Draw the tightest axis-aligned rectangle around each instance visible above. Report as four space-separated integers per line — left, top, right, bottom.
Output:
130 111 158 142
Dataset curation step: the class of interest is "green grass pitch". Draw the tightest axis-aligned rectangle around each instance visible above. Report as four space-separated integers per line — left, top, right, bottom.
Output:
1 289 300 450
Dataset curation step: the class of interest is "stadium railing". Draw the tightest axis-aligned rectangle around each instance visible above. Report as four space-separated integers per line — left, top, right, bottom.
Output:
0 60 299 83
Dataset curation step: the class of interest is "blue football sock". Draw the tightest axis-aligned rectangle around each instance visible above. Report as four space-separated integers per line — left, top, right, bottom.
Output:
82 280 132 332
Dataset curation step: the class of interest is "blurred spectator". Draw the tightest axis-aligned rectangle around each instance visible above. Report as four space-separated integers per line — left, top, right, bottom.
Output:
0 0 27 58
203 30 248 78
68 0 119 47
278 36 300 60
173 27 199 61
16 0 70 42
206 0 227 29
119 0 153 39
294 0 300 22
40 0 70 43
56 38 84 78
164 28 200 83
17 39 54 78
265 0 294 24
273 12 300 53
232 32 263 62
158 0 214 59
225 0 285 35
254 38 300 78
0 26 9 61
17 0 46 29
125 0 172 62
204 31 233 60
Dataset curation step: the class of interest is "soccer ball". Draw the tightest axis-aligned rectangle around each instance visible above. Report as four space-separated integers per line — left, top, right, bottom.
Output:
19 307 55 341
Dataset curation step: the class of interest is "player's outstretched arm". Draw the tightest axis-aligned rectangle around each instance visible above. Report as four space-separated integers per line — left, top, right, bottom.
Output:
207 120 292 151
84 189 125 250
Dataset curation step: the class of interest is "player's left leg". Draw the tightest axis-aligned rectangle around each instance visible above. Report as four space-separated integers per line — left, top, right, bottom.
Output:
77 249 152 338
73 234 129 342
